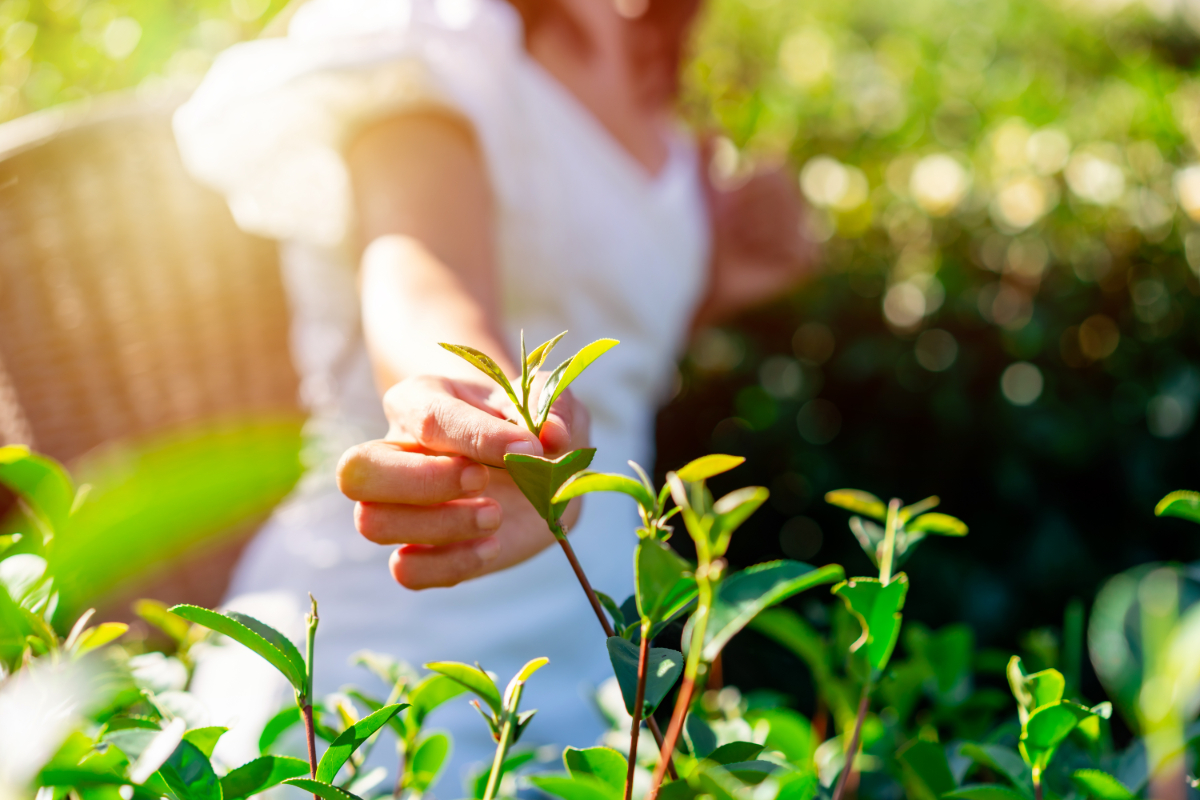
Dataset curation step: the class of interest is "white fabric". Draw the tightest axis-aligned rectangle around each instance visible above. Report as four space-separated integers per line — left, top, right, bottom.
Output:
174 0 710 791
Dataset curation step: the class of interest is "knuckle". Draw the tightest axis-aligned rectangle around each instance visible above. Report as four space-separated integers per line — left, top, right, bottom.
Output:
415 398 446 445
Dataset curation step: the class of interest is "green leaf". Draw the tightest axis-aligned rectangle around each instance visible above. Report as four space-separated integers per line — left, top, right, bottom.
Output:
529 774 621 800
315 703 407 783
535 339 619 427
527 332 568 376
75 622 129 655
710 486 770 552
283 778 364 800
259 706 302 754
595 591 627 633
897 740 956 799
157 740 221 800
744 708 813 764
606 636 683 716
437 343 518 402
1071 770 1135 800
220 756 309 800
425 661 502 715
350 650 416 691
133 600 191 645
944 785 1032 800
636 539 696 624
1154 490 1200 524
703 562 845 661
684 713 717 759
182 728 227 759
831 574 909 671
504 448 597 526
705 742 765 766
554 472 656 515
0 445 75 534
407 673 468 730
407 732 452 793
824 489 887 521
169 605 306 692
1022 702 1096 769
675 455 745 483
563 747 627 794
905 513 968 536
898 496 940 523
958 744 1032 797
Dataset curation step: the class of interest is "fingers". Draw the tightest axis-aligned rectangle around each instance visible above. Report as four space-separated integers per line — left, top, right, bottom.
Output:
388 538 502 590
355 497 502 545
384 377 543 467
338 441 492 504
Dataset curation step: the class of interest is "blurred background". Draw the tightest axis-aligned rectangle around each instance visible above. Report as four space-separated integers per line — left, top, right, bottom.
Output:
1 0 1198 725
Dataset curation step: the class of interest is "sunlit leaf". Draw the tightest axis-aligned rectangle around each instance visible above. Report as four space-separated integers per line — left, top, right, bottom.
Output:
606 636 682 716
831 574 909 671
675 455 745 483
75 622 129 655
169 605 306 692
535 339 619 427
898 496 940 523
407 732 452 793
0 444 75 534
563 746 627 794
824 489 887 521
406 673 468 730
283 777 364 800
134 599 191 646
425 661 502 715
259 706 302 754
1154 490 1200 524
438 343 517 402
905 512 968 536
157 740 220 800
315 703 407 783
504 656 550 706
220 756 309 800
504 448 596 526
553 471 656 514
529 774 621 800
182 727 227 759
527 331 568 376
1071 769 1135 800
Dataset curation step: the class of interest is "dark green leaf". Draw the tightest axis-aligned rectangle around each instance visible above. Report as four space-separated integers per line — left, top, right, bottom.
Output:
675 455 745 483
534 339 619 427
824 489 887 521
407 733 452 793
1154 490 1200 523
684 713 717 759
595 591 626 632
705 742 765 765
553 472 656 515
283 778 364 800
563 747 627 794
606 636 682 716
905 513 968 536
158 740 220 800
220 756 309 800
831 574 909 671
437 343 518 402
169 605 306 692
504 449 597 525
529 774 621 800
259 706 302 754
958 744 1032 797
723 762 781 783
0 445 75 534
897 740 956 799
636 540 696 625
425 661 502 715
182 728 227 759
703 562 845 661
315 703 407 783
944 786 1032 800
406 673 468 730
1071 770 1135 800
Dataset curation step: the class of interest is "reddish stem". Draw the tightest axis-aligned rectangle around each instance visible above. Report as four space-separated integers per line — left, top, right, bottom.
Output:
625 634 650 800
646 673 696 800
831 686 871 800
302 702 319 800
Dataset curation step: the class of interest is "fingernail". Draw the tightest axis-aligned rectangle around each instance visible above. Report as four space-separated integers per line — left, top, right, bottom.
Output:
461 463 488 494
476 504 501 530
475 536 500 563
505 440 540 457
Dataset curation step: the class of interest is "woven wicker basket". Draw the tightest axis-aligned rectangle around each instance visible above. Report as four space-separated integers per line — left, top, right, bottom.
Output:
0 93 304 613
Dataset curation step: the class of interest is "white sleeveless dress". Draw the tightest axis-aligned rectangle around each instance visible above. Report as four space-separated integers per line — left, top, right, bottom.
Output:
173 0 710 789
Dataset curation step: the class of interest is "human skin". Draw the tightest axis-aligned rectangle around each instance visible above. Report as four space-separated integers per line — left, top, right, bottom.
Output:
335 0 814 590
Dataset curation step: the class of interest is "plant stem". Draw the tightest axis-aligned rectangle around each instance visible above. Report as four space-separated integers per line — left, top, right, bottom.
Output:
1034 779 1042 800
303 594 320 798
879 499 901 585
625 626 651 800
646 673 696 800
831 682 872 800
482 686 524 800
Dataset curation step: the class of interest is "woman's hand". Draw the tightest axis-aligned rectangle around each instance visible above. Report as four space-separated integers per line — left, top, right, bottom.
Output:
695 160 820 326
337 375 590 590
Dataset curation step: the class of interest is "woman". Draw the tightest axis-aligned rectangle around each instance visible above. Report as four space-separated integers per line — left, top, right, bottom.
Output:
175 0 812 787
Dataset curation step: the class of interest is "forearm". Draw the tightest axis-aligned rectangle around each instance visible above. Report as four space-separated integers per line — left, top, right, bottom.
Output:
360 234 514 393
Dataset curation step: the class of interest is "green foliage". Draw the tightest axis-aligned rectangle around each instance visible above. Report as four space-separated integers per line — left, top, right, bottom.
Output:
315 703 407 782
1154 490 1200 524
503 448 596 533
606 636 682 716
563 747 628 793
220 756 310 800
168 604 306 693
832 574 909 672
284 777 364 800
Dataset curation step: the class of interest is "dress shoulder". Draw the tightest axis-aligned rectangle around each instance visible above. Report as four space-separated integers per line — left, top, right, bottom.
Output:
174 0 524 246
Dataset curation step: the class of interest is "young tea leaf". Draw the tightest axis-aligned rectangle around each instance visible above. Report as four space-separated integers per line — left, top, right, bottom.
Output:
824 489 887 521
526 332 568 376
905 512 968 536
75 622 129 655
407 732 452 793
182 727 227 759
675 455 745 483
563 747 627 794
133 599 191 646
529 774 621 800
169 605 306 692
534 339 619 427
407 673 468 730
504 448 596 526
606 636 682 716
315 703 408 783
702 562 845 661
504 656 550 707
635 539 696 625
1071 770 1135 800
898 496 940 523
438 343 518 403
831 574 909 672
220 756 309 800
1154 490 1200 524
711 486 769 553
553 472 656 515
425 662 502 715
284 778 365 800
